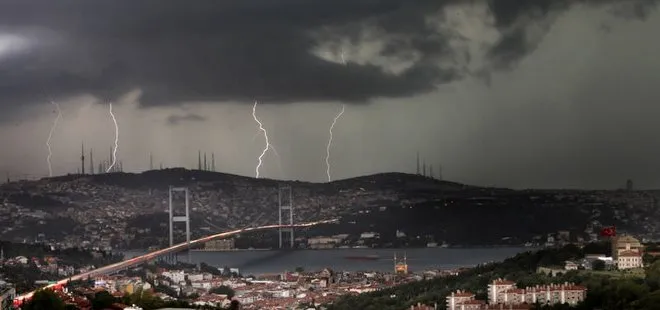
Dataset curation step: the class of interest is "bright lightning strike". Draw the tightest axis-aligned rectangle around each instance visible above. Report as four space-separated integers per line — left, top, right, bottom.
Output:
45 100 62 177
325 104 345 182
106 102 119 173
252 101 269 179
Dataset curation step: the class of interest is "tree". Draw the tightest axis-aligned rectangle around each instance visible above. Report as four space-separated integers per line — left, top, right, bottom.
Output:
91 290 116 310
229 300 241 310
645 260 660 290
22 289 66 310
295 266 305 273
592 260 606 271
209 285 235 298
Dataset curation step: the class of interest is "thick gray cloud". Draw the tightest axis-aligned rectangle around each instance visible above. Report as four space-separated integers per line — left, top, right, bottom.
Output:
0 0 655 116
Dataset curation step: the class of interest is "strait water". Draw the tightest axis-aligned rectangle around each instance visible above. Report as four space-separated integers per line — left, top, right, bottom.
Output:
122 247 532 275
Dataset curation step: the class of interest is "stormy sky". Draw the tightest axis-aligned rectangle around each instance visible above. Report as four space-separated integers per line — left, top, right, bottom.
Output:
1 0 659 189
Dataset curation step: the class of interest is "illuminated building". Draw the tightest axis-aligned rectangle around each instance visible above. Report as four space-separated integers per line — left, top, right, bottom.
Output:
394 252 408 274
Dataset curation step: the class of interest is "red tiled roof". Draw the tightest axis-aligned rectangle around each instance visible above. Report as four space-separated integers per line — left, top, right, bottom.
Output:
493 280 515 285
459 300 485 305
451 291 475 297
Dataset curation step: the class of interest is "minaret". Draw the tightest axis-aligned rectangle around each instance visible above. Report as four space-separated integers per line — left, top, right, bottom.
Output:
204 153 208 171
416 152 420 175
89 149 94 175
198 151 202 170
81 143 86 175
422 160 426 177
393 253 397 273
212 153 216 172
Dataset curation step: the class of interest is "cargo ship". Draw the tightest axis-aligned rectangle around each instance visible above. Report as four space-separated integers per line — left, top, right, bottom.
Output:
343 254 380 261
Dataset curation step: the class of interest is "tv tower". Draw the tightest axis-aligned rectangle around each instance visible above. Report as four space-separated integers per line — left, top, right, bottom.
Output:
204 153 208 171
89 149 94 174
211 153 216 172
80 143 86 175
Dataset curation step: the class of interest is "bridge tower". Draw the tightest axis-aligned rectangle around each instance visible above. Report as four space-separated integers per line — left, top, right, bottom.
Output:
169 186 191 263
278 185 294 249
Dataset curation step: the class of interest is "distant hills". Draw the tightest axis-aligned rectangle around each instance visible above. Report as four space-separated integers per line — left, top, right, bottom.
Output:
1 169 659 248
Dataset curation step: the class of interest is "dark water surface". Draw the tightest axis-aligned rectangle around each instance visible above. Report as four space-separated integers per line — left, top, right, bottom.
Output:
123 247 532 275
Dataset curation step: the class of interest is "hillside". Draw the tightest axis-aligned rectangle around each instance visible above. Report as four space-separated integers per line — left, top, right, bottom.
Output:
0 169 659 249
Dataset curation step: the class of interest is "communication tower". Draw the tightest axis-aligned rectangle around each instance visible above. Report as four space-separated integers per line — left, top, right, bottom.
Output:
80 143 86 175
278 185 294 249
169 186 191 263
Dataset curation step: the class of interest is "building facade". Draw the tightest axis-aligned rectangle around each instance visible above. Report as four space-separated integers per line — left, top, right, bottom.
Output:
450 279 587 309
617 250 643 269
446 290 476 310
611 235 644 269
611 235 643 260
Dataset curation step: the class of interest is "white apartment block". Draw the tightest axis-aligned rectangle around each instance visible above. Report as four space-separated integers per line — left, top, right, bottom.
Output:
446 290 476 310
448 279 587 309
488 279 515 305
617 250 643 269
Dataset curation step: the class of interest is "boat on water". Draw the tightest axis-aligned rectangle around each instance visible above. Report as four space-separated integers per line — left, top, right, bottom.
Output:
344 255 380 261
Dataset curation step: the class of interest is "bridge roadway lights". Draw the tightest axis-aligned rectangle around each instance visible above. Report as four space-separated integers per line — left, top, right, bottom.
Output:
14 219 337 302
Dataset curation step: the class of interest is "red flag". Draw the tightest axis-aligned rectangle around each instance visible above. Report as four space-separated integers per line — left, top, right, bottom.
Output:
600 226 616 237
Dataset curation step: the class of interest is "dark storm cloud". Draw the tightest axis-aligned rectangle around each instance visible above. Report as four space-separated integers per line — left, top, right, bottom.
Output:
0 0 655 113
486 0 657 68
0 0 455 110
167 114 206 126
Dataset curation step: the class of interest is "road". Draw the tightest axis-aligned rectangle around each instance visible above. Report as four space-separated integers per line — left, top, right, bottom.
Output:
14 219 336 303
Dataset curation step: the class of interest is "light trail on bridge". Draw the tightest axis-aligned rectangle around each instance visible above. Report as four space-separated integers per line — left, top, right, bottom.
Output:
14 219 337 304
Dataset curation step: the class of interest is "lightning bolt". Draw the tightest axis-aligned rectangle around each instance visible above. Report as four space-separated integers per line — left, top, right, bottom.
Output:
45 100 62 177
252 101 269 178
106 102 119 173
325 104 345 182
324 48 348 182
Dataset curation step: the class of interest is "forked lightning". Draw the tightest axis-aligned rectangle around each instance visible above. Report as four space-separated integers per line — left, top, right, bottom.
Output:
106 102 119 173
46 100 62 177
324 49 348 182
325 104 345 182
252 101 270 178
